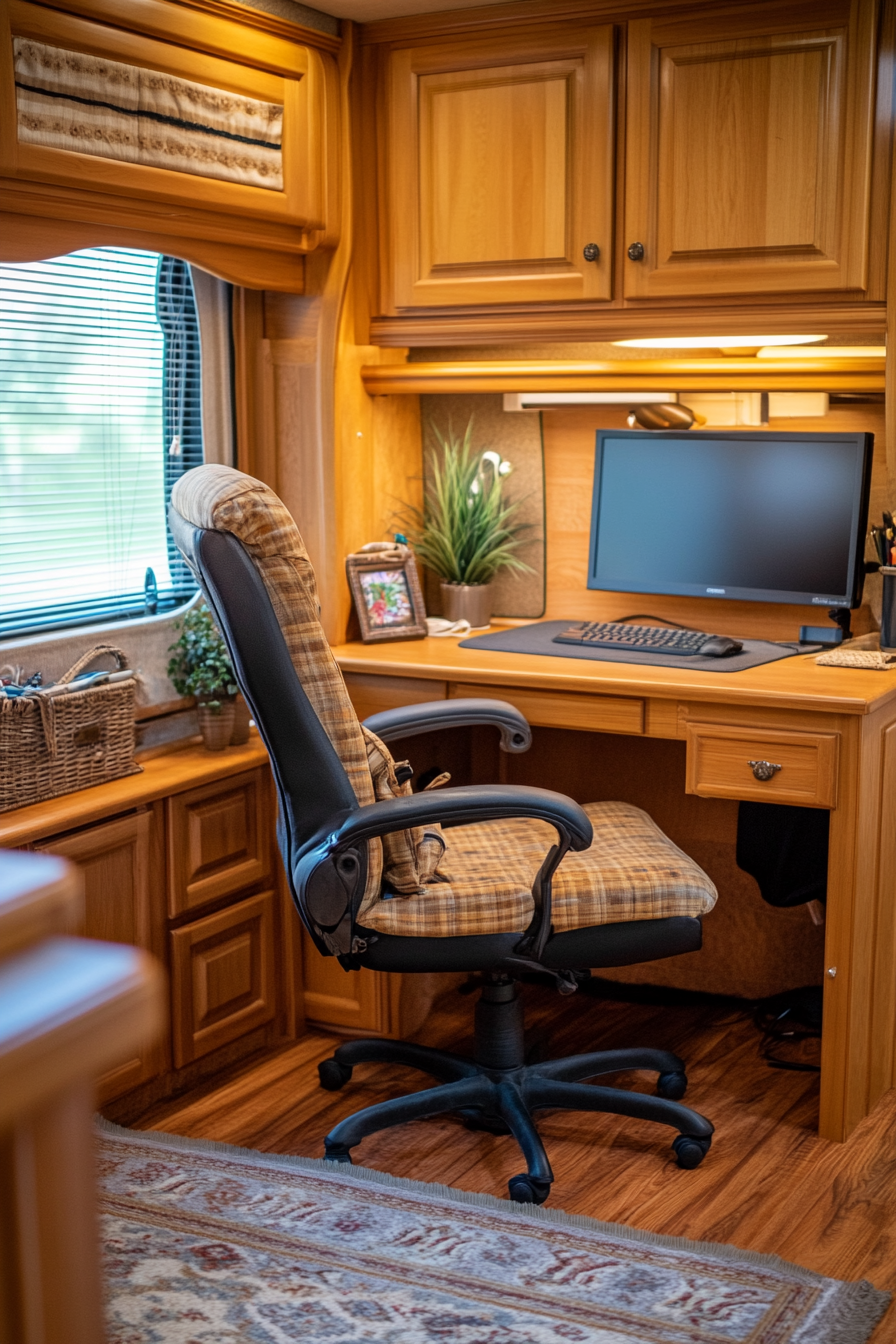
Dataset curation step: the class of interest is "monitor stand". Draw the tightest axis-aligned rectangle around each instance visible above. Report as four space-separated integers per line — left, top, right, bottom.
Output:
828 607 852 642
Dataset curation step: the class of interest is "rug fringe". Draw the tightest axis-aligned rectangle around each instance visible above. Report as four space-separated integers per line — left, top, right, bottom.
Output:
95 1113 890 1339
793 1278 892 1344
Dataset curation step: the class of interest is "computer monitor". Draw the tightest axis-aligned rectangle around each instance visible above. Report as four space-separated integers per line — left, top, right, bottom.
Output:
587 430 874 610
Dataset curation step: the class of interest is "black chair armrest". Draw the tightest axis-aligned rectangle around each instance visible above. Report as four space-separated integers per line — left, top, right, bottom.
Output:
293 786 592 961
325 784 592 851
362 699 532 753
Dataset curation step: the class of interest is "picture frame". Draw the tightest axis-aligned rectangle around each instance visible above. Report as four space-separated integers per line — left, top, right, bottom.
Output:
345 544 427 643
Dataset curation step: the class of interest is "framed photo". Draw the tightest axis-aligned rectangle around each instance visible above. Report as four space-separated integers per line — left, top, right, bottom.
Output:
345 546 427 643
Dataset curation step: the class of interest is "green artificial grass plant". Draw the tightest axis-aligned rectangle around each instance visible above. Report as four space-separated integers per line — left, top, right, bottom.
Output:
398 420 532 586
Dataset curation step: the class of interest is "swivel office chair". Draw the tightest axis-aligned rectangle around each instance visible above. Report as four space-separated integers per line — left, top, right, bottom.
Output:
170 464 717 1205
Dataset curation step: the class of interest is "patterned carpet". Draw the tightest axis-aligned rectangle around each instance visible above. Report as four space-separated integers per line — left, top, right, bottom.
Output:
97 1121 888 1344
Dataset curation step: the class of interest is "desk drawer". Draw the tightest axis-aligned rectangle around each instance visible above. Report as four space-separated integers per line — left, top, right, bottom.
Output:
685 723 839 807
450 683 644 735
344 673 447 721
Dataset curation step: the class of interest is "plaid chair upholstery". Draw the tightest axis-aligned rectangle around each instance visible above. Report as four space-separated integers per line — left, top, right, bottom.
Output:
172 466 717 939
171 466 442 909
362 802 716 937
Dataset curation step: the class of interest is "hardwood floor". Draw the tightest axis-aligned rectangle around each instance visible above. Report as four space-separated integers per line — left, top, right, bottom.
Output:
129 979 896 1339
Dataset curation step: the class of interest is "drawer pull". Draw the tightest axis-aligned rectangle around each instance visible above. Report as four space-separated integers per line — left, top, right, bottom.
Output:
748 759 783 782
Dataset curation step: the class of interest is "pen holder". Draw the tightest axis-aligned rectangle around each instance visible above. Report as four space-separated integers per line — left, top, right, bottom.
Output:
880 567 896 651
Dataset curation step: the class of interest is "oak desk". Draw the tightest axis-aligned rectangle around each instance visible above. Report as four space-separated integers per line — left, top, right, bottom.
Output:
331 632 896 1144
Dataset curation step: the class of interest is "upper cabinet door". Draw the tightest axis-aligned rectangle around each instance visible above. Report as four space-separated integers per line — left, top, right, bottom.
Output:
623 0 877 300
384 26 615 309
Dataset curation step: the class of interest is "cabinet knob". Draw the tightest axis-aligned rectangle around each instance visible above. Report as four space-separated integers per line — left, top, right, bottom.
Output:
627 242 645 261
583 243 601 262
748 759 783 782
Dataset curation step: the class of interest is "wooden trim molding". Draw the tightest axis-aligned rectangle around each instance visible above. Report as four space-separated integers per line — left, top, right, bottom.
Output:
0 206 307 289
33 0 341 59
360 357 887 396
359 0 844 46
368 303 888 347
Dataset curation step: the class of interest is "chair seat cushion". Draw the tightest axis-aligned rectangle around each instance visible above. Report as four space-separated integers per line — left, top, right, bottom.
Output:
360 801 717 938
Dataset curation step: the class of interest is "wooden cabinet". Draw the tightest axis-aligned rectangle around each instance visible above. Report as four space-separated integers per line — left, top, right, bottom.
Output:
12 743 296 1109
623 0 877 300
35 808 168 1102
170 890 276 1066
371 0 882 326
383 25 615 308
0 0 339 289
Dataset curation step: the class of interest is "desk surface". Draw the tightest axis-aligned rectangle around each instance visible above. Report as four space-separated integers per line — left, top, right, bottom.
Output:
331 628 896 717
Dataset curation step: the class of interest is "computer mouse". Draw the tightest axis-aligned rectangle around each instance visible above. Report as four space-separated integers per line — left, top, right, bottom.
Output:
700 635 744 658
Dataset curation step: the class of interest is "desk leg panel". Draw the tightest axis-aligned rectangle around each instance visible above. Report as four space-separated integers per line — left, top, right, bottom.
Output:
820 709 895 1140
871 720 896 1103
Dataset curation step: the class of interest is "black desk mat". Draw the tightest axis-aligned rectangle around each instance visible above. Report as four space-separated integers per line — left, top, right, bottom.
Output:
459 620 813 672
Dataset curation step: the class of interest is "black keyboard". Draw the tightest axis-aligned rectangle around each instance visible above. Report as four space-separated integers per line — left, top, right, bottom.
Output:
553 621 738 657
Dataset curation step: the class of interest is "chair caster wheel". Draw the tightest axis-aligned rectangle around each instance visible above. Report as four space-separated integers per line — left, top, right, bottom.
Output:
508 1174 551 1205
657 1070 688 1101
672 1134 711 1169
319 1058 352 1091
324 1144 353 1164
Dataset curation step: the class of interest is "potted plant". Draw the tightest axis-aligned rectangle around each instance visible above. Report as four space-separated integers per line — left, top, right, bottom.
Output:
397 419 532 627
168 604 240 751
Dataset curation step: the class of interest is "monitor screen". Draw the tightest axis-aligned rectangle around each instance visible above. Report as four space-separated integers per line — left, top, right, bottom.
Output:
588 430 874 608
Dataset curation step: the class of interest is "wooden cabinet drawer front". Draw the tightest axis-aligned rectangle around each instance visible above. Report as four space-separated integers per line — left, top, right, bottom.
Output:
344 673 447 722
685 724 839 807
168 769 270 917
450 683 645 735
170 890 276 1067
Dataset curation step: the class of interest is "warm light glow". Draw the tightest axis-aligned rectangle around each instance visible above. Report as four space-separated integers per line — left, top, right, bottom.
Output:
613 335 828 350
756 345 886 359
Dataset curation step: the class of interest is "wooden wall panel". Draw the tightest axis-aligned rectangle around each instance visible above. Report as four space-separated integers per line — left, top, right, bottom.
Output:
334 277 423 641
540 402 886 640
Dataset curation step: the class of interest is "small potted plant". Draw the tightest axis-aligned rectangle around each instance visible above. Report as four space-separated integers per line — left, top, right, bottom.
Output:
397 419 532 628
168 604 239 751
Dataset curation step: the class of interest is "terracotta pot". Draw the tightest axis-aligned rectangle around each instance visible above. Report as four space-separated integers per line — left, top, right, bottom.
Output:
230 694 252 745
440 582 493 628
198 700 236 752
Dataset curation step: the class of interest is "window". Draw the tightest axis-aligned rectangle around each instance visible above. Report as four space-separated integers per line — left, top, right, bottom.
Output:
0 246 203 638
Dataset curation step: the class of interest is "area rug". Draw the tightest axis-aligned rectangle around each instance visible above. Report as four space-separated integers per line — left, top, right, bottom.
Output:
96 1120 889 1344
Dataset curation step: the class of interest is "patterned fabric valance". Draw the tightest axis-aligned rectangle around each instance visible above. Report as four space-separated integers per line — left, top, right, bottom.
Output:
13 39 284 191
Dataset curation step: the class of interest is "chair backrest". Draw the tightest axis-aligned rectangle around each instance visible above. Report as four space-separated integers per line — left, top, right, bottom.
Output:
169 465 385 949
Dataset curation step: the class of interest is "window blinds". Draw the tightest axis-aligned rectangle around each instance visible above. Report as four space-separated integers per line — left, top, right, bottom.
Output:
0 246 201 639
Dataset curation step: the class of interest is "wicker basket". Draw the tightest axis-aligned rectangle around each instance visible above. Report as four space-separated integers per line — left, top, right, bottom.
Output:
0 644 142 813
